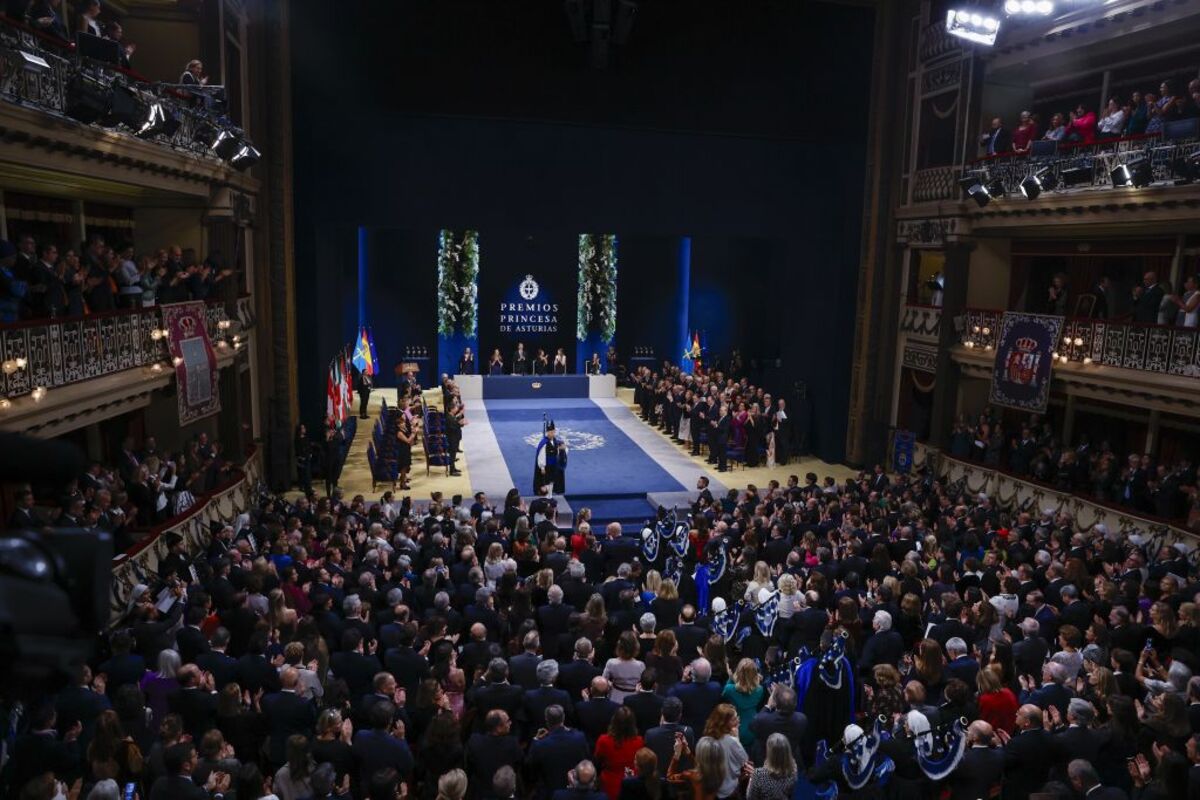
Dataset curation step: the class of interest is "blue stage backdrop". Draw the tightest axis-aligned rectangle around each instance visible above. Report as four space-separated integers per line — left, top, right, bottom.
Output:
477 232 579 370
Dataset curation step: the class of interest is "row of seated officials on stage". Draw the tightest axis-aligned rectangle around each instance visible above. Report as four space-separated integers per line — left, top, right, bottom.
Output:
457 345 606 376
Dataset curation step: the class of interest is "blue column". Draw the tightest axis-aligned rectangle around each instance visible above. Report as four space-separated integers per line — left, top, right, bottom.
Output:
357 226 368 331
677 236 692 373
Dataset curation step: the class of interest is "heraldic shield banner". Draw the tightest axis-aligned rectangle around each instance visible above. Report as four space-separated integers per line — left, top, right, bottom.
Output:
988 311 1064 413
161 301 221 425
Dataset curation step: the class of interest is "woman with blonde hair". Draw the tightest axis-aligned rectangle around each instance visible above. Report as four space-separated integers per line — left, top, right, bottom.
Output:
436 768 468 800
721 659 764 747
642 569 663 603
483 541 515 587
776 574 800 619
868 665 905 719
745 733 796 800
668 735 726 800
701 705 748 799
651 579 681 632
745 562 773 604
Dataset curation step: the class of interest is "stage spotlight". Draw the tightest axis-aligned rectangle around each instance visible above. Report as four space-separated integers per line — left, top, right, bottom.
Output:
65 73 113 124
988 178 1007 198
1004 0 1054 15
1020 170 1047 199
106 84 143 129
137 102 181 139
946 8 1001 46
230 143 260 171
211 128 242 160
966 183 992 207
1171 152 1200 184
1059 165 1092 188
1111 157 1152 188
3 48 50 73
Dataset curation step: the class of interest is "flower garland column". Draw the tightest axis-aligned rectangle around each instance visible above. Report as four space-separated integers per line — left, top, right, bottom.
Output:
436 229 480 378
575 233 618 372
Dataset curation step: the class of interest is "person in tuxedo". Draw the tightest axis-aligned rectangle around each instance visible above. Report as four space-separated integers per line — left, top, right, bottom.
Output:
585 353 602 375
559 639 602 703
459 347 477 374
357 367 373 419
148 740 228 800
623 669 665 735
175 605 211 665
575 676 620 746
1133 271 1166 324
445 395 465 477
1068 759 1127 800
194 627 238 689
525 661 575 732
747 684 808 766
666 658 722 735
464 709 524 797
553 348 569 375
352 699 414 789
643 697 695 792
7 488 43 529
1000 704 1053 800
512 343 530 375
1092 275 1112 318
948 721 1005 800
528 705 590 799
262 667 317 767
169 664 218 741
509 630 545 691
709 402 731 472
467 659 526 733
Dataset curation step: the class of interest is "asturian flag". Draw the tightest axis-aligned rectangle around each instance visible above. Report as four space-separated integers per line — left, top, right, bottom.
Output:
352 327 375 376
755 589 781 637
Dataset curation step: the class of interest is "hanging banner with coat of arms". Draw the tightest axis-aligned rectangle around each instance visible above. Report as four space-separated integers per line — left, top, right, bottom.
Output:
988 311 1064 413
161 301 221 425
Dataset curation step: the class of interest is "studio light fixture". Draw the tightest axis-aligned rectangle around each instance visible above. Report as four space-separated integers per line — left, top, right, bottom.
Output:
1004 0 1054 15
211 128 242 160
137 102 181 139
1111 157 1152 188
946 8 1001 46
230 143 261 171
1020 170 1047 200
1059 165 1092 187
1171 152 1200 184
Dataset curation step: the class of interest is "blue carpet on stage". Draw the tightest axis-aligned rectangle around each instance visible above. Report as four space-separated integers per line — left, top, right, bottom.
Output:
483 399 686 496
482 375 590 399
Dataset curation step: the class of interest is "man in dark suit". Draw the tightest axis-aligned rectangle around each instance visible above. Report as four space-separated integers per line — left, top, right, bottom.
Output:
789 599 829 655
623 670 665 735
352 699 414 789
383 627 431 694
467 659 526 733
525 660 575 731
52 664 108 760
175 605 211 665
329 629 381 698
858 610 904 675
97 630 146 699
980 116 1013 155
550 760 608 800
169 665 218 741
133 596 185 665
645 697 696 794
148 741 226 800
948 721 1006 800
537 587 573 660
944 638 980 688
575 676 619 746
194 628 238 689
1001 705 1054 800
667 659 722 735
559 638 601 703
7 489 43 529
1133 271 1165 324
1019 663 1074 718
236 634 283 696
509 631 544 691
1058 586 1092 633
710 402 731 472
261 667 317 767
465 709 524 798
512 343 530 375
1048 700 1103 783
671 607 709 662
356 366 373 419
527 705 590 799
1013 619 1050 679
747 685 808 766
1068 759 1128 800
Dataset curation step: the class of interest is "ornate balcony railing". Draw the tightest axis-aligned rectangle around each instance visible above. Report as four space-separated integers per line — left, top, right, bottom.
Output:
0 14 227 160
962 132 1200 199
0 298 243 400
919 20 961 63
960 308 1200 378
900 303 942 340
911 166 959 203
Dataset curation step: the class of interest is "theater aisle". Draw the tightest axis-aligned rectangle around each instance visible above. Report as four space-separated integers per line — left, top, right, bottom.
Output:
336 389 474 501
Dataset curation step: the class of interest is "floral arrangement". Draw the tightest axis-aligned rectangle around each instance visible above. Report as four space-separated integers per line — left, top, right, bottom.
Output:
576 233 618 342
436 229 479 337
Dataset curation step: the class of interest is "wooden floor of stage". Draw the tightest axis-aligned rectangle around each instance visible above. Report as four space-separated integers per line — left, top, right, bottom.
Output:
306 387 856 504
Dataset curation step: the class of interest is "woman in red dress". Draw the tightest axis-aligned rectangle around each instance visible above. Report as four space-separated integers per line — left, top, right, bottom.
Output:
595 706 644 800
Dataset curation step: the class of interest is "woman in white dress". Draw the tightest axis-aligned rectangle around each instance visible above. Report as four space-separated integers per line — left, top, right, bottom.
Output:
679 390 693 445
1167 275 1200 328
